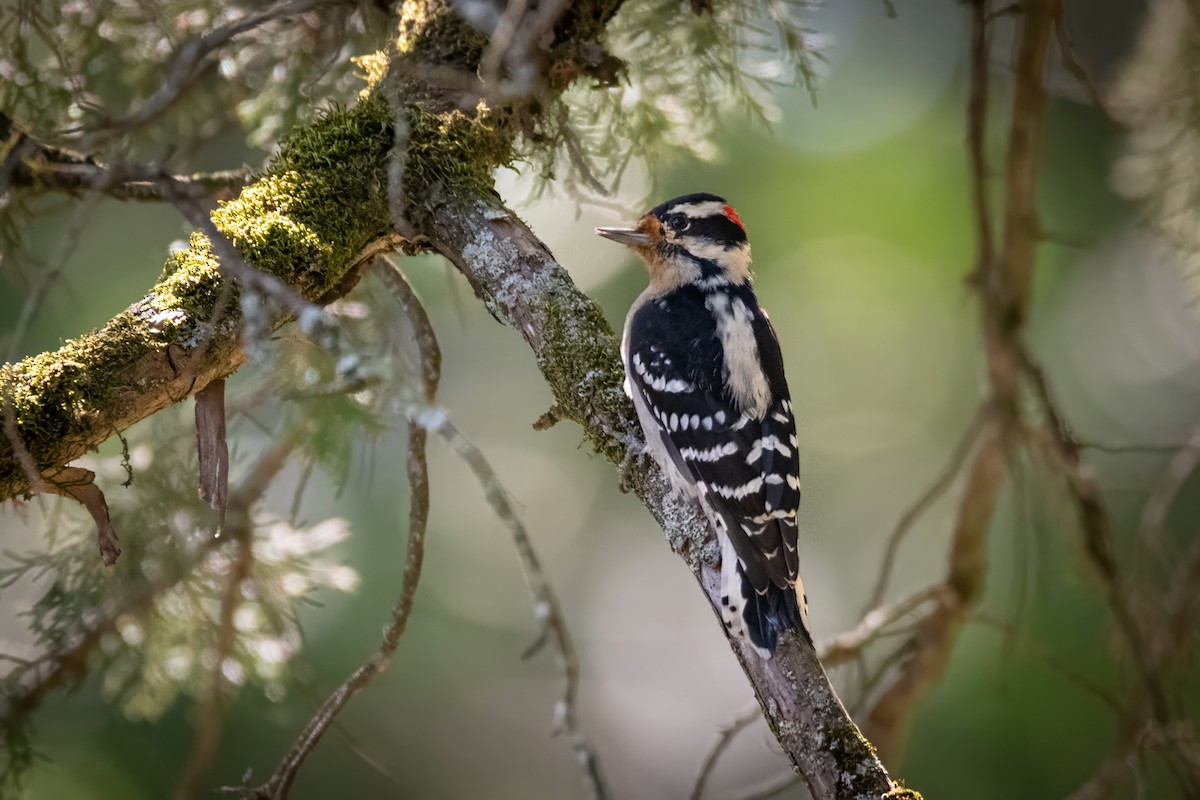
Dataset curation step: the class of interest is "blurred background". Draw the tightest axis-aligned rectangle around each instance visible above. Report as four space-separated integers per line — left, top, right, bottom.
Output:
4 0 1199 798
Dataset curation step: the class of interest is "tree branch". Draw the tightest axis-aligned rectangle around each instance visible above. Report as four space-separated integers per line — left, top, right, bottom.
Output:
1 3 915 796
424 192 909 799
0 97 403 504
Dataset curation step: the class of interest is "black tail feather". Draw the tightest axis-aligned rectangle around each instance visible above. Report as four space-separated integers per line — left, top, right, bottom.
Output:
740 568 811 653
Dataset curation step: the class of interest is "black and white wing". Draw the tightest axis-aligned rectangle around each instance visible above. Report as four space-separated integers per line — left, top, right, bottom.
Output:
624 285 807 653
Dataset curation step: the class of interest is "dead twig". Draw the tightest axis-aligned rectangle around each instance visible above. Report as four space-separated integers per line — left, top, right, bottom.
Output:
689 701 762 800
865 430 1006 761
39 466 121 565
430 414 609 800
824 585 943 669
1137 428 1200 564
865 405 986 611
247 270 439 799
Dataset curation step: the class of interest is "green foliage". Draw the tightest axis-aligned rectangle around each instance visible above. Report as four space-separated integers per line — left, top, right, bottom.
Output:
0 411 361 792
0 1 388 152
529 0 825 196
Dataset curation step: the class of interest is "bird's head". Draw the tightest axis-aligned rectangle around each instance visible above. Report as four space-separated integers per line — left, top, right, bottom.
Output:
596 192 752 292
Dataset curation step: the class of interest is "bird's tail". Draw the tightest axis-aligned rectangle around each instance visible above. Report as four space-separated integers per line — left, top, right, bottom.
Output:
719 536 811 657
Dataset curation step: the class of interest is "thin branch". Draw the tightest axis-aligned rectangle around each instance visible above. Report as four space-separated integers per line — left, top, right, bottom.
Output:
74 0 338 145
969 614 1121 713
22 163 252 201
429 415 609 800
734 771 801 800
690 702 762 800
865 405 986 611
2 439 294 727
174 471 264 798
0 115 252 200
1050 2 1112 117
1137 428 1200 563
173 439 296 798
865 430 1006 761
1020 348 1173 727
247 267 439 800
966 0 994 288
823 585 943 669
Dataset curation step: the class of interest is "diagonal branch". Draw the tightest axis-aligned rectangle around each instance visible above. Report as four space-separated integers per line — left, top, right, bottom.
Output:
0 98 402 504
424 192 909 800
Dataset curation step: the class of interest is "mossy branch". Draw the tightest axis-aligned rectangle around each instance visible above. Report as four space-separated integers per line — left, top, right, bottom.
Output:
0 97 398 503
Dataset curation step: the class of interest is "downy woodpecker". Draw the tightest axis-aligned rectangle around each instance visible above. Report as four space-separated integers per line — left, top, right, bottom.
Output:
597 193 809 657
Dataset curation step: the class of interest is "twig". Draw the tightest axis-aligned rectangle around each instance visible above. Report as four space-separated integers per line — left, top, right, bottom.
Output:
75 0 335 145
992 0 1052 329
824 585 943 669
2 439 294 729
429 415 609 800
1028 427 1172 726
689 701 761 800
1 120 252 201
1137 428 1200 563
1049 2 1112 117
175 437 297 797
1019 346 1174 728
247 271 440 799
479 0 530 87
1081 441 1185 455
865 405 986 611
734 770 801 800
865 430 1006 761
966 0 994 288
970 614 1121 713
174 502 255 799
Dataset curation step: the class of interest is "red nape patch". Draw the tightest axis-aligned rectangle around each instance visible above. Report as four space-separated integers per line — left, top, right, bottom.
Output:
723 205 745 231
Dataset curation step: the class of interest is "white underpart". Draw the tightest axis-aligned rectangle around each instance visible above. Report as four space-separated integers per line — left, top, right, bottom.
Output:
705 293 771 418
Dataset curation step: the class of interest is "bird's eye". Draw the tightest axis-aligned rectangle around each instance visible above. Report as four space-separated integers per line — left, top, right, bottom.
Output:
667 213 690 232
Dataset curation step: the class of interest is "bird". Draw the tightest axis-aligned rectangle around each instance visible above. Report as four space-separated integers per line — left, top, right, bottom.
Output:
596 192 809 657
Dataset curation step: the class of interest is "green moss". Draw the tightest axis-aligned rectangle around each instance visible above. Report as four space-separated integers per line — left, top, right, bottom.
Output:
883 788 924 800
0 99 395 500
401 102 516 227
396 0 488 65
535 285 634 466
0 312 164 494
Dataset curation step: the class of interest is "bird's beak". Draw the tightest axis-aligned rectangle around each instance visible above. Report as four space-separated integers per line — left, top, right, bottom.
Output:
595 226 652 247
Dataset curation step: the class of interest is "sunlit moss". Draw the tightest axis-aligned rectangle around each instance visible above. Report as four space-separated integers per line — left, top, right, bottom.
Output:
351 50 390 99
0 99 394 500
396 0 488 64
